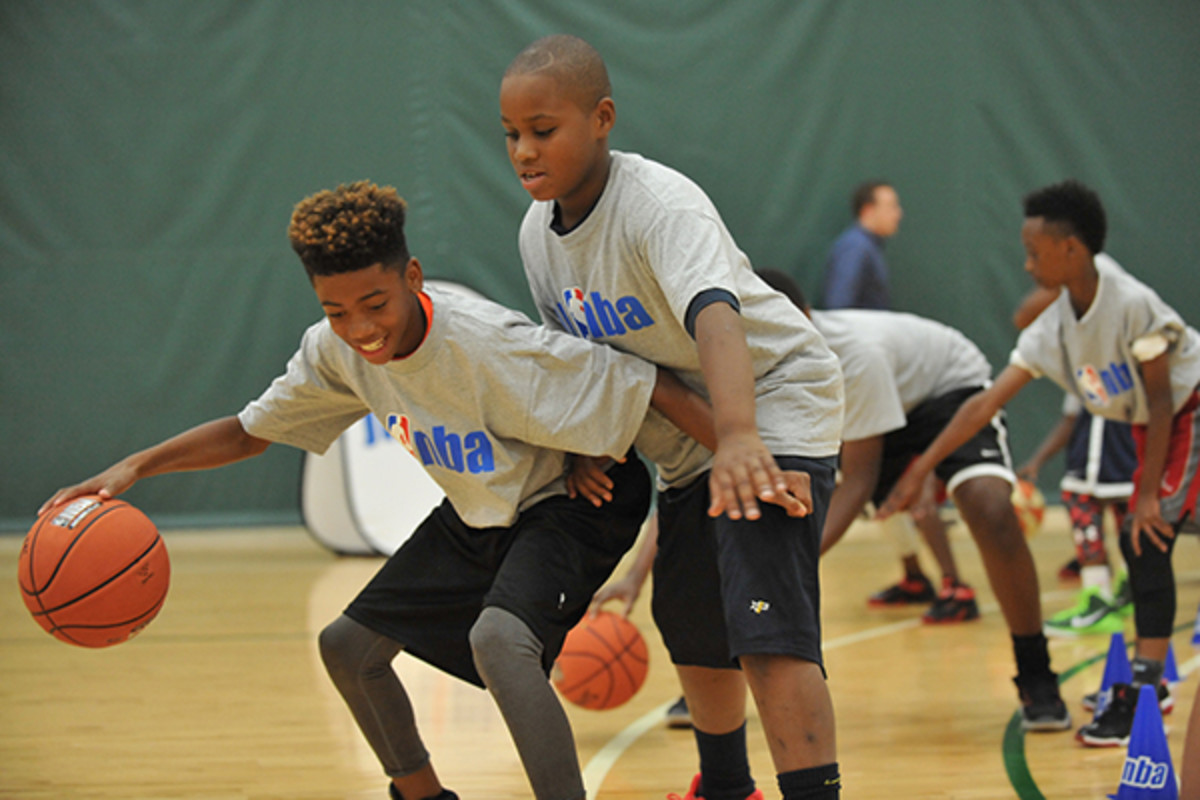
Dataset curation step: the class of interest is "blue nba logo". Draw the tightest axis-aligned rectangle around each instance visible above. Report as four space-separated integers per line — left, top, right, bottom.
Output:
1075 365 1109 406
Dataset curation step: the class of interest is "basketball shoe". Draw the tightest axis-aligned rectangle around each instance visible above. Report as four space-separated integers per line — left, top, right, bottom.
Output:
1014 672 1072 731
1081 678 1173 715
921 578 980 624
389 786 458 800
667 774 764 800
1058 557 1082 583
1076 682 1138 747
1042 586 1124 637
867 574 935 606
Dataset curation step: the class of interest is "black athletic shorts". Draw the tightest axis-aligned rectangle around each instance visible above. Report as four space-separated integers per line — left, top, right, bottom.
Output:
871 386 1015 507
344 454 651 687
651 455 836 671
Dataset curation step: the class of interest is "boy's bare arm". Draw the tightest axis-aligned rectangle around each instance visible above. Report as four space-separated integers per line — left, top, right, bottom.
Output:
693 302 787 521
650 367 717 451
1129 352 1175 554
1012 285 1060 330
39 416 270 514
820 437 883 554
878 364 1032 517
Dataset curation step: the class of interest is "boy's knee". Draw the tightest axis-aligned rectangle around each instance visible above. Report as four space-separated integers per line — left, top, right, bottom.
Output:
955 478 1024 542
318 616 351 671
469 606 542 674
319 614 396 683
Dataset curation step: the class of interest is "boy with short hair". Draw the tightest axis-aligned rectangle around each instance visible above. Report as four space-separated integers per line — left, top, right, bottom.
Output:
881 179 1200 747
39 180 745 800
500 35 845 800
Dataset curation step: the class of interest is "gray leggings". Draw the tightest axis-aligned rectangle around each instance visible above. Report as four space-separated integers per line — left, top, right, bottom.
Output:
319 608 585 800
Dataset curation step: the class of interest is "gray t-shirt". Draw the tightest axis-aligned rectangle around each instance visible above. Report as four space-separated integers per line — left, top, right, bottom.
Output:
519 150 844 488
1012 253 1200 423
811 309 992 440
238 286 657 528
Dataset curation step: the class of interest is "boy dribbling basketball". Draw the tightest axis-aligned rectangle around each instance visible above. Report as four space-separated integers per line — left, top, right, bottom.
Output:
38 180 766 800
500 35 845 800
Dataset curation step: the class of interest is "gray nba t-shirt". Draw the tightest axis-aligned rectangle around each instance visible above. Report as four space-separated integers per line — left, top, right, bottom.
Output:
519 150 844 488
1012 254 1200 424
811 309 992 441
238 286 657 528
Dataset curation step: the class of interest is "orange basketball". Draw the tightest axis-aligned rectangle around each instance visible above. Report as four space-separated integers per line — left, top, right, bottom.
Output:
1011 479 1046 538
552 611 648 710
18 495 170 648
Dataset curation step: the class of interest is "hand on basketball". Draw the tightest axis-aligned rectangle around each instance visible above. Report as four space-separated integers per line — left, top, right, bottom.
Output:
566 455 619 507
1129 494 1175 556
707 432 794 520
38 461 138 517
589 574 642 618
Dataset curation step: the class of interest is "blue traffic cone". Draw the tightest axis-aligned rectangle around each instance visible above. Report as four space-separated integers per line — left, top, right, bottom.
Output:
1109 684 1177 799
1095 632 1134 717
1163 643 1179 689
1192 599 1200 647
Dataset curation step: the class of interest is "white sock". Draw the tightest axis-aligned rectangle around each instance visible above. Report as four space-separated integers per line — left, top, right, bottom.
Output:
1080 565 1112 600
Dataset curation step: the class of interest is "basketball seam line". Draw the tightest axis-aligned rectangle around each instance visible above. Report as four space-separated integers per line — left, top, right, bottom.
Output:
34 536 163 616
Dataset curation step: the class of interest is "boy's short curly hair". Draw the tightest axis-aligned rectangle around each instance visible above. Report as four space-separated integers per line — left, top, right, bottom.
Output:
1023 180 1107 255
288 180 410 278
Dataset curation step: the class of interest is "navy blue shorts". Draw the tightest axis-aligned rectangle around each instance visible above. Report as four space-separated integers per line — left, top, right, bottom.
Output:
345 455 651 687
651 455 836 671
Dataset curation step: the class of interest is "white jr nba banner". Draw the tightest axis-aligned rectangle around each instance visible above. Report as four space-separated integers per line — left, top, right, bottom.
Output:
301 281 484 555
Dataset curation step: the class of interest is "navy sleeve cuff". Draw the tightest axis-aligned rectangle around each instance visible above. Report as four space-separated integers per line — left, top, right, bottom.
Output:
685 289 740 338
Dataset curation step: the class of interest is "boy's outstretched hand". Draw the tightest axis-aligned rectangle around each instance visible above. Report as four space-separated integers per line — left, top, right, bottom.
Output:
708 433 810 519
38 461 137 517
875 462 925 519
589 574 642 618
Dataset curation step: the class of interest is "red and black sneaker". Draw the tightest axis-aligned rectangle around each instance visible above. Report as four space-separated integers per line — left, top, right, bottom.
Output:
1057 557 1082 583
922 578 981 624
867 574 936 607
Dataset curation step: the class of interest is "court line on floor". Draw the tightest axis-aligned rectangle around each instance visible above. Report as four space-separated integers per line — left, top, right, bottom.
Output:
1004 620 1200 800
581 614 938 793
583 580 1195 796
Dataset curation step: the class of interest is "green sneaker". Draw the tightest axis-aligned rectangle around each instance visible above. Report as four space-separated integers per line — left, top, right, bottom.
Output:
1044 586 1125 637
1111 572 1134 618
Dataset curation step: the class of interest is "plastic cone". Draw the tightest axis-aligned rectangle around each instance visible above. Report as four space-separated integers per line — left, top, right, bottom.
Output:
1109 684 1177 799
1192 599 1200 647
1163 644 1179 688
1095 632 1134 717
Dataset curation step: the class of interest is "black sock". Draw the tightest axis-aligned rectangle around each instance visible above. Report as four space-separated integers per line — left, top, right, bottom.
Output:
389 787 457 800
778 763 841 799
694 724 755 800
1012 632 1052 680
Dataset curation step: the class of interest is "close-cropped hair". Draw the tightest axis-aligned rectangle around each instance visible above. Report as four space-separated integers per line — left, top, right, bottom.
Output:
852 181 890 217
1023 179 1108 255
505 34 612 109
288 180 410 278
757 268 809 312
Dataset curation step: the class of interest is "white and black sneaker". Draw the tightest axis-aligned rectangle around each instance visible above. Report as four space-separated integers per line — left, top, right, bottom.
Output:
1076 682 1137 747
1014 672 1072 732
